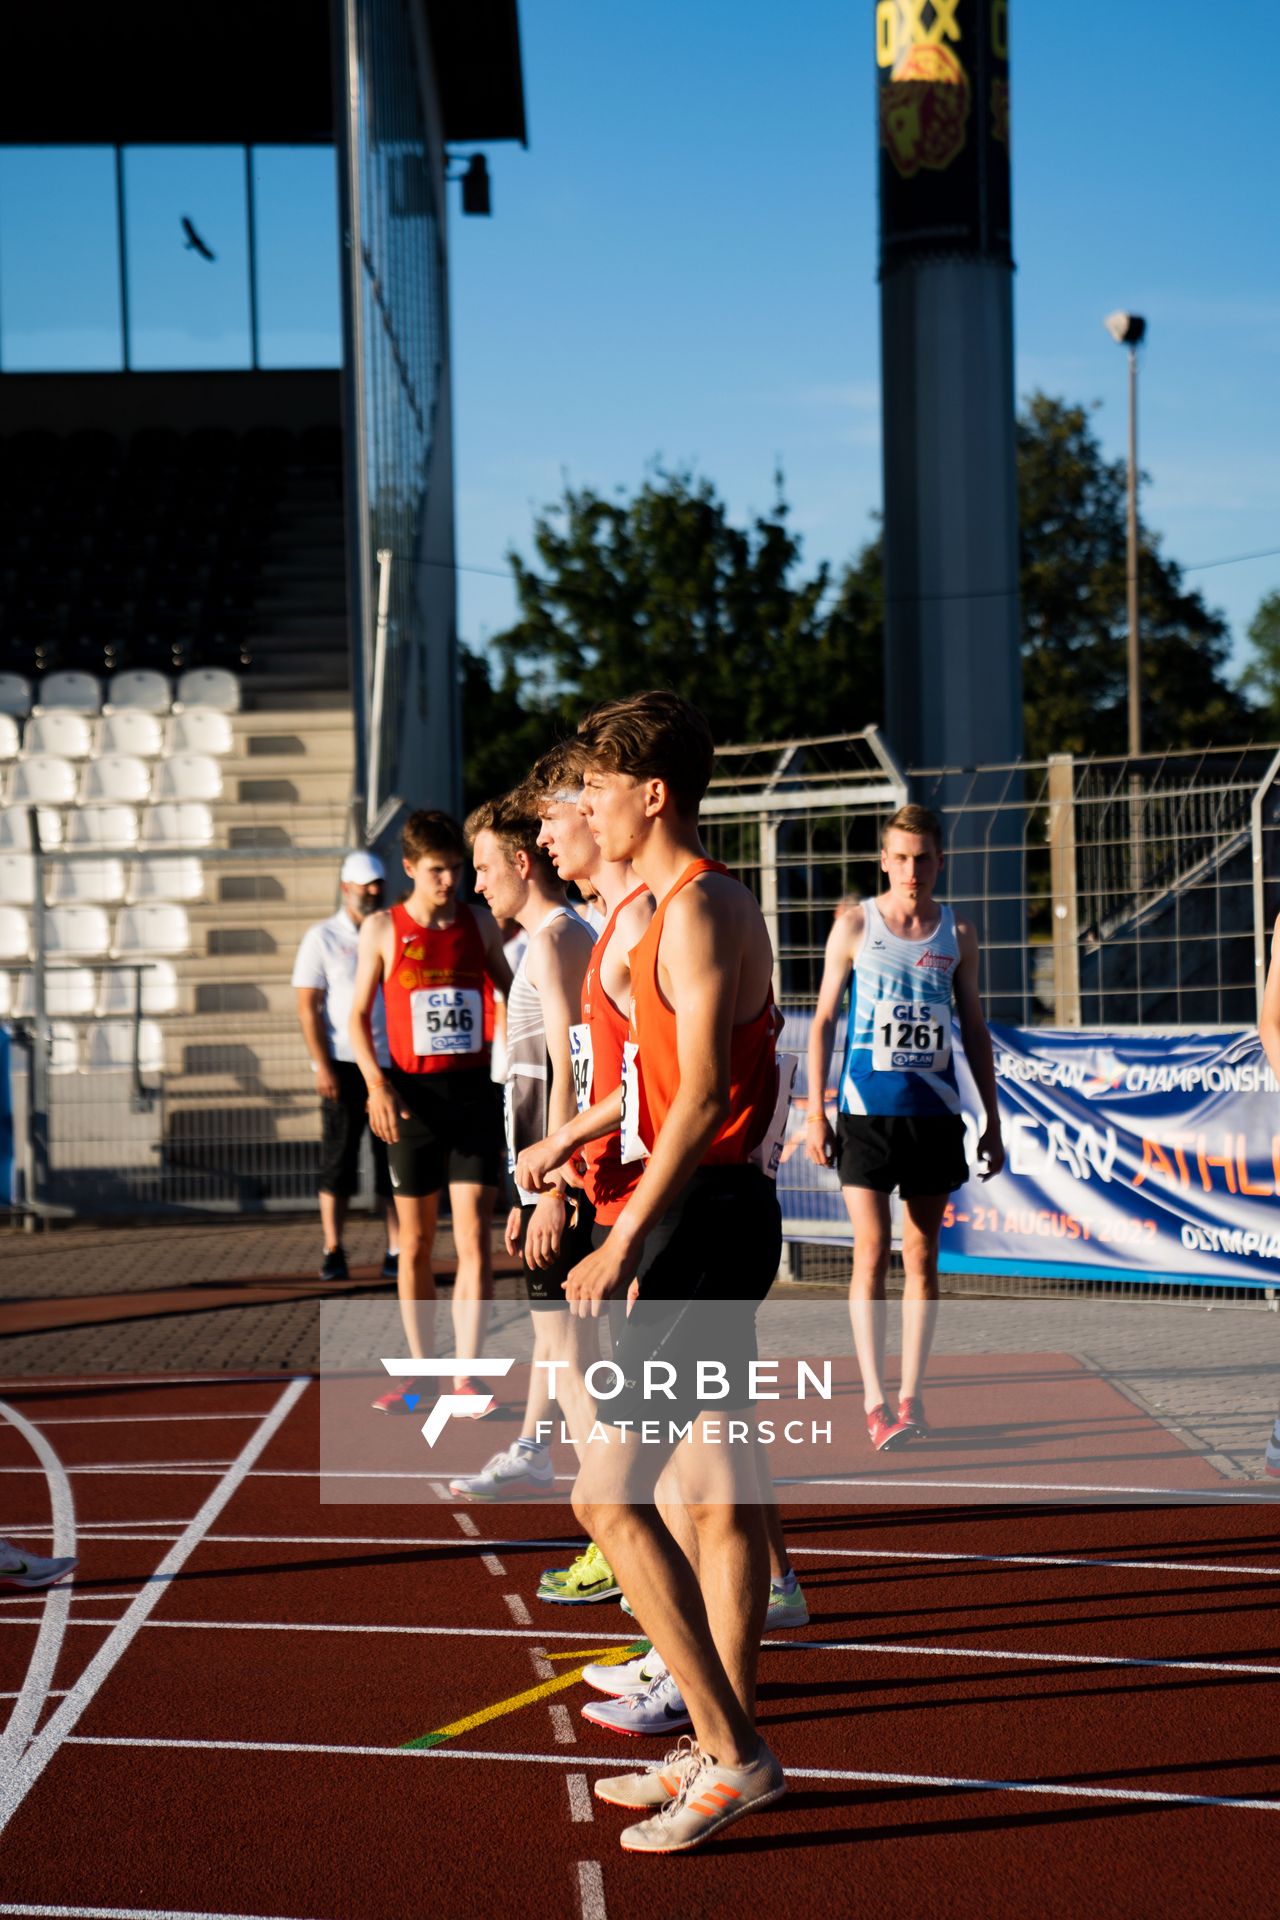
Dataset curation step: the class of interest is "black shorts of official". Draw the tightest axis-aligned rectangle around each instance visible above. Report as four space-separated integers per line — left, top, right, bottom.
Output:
605 1164 782 1426
318 1060 392 1199
836 1111 968 1199
384 1066 505 1199
517 1192 597 1311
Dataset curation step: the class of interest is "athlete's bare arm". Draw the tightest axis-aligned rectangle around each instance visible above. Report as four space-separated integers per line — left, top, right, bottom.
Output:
564 873 771 1315
954 918 1004 1179
349 909 403 1144
1260 914 1280 1080
805 905 863 1168
518 914 594 1268
296 988 340 1102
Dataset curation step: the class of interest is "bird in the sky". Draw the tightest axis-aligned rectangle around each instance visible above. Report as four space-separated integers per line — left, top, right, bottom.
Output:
181 217 216 261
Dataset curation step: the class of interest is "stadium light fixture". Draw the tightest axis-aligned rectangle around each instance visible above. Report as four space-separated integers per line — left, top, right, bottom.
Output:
1103 312 1148 760
446 153 491 217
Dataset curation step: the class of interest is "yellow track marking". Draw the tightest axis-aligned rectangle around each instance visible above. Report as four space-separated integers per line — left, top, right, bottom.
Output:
403 1641 646 1749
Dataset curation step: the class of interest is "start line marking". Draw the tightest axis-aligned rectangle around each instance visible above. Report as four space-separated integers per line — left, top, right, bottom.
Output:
57 1736 1280 1814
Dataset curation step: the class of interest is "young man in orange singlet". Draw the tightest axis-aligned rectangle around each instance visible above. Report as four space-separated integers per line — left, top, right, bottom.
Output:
350 809 510 1411
519 691 790 1855
524 739 653 1605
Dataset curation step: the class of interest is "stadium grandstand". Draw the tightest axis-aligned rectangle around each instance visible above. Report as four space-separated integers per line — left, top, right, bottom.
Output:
0 0 526 1216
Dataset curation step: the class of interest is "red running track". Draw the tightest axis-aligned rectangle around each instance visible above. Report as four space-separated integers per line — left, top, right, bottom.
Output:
0 1369 1276 1920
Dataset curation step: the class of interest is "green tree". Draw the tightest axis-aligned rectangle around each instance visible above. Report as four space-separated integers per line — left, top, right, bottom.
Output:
1018 394 1248 757
1239 589 1280 729
460 470 881 804
461 398 1249 800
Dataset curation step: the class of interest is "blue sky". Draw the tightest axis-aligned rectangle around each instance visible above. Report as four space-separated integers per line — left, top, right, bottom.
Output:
449 0 1280 675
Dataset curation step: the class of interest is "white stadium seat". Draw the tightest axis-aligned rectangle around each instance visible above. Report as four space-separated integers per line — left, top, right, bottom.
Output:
174 668 241 713
98 710 164 759
49 1023 81 1074
0 855 36 906
46 905 111 959
81 754 150 804
113 902 189 956
49 857 127 906
0 674 33 720
127 856 204 903
9 967 97 1019
153 753 222 802
0 973 10 1017
140 802 213 848
24 711 94 760
106 670 172 714
66 806 138 850
37 671 102 715
9 756 77 806
166 707 234 756
87 1019 164 1075
96 958 178 1017
0 716 20 761
0 807 62 851
0 908 29 960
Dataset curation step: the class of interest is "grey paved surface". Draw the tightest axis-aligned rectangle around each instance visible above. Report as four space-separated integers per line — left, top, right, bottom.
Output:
1 1216 1276 1483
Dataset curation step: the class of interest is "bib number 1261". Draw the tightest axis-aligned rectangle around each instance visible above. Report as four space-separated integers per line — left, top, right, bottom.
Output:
871 999 951 1073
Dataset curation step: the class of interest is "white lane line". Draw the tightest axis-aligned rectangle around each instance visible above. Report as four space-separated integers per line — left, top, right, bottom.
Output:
0 1531 584 1555
0 1400 76 1772
548 1704 575 1744
0 1465 236 1476
0 1618 637 1643
756 1637 1280 1678
566 1773 594 1822
504 1593 532 1626
530 1647 556 1680
0 1613 1271 1675
453 1512 480 1539
0 1372 282 1391
788 1475 1279 1504
789 1546 1280 1579
480 1554 506 1577
577 1860 606 1920
0 1375 310 1838
58 1736 1280 1812
0 1907 330 1919
31 1415 266 1427
429 1482 449 1500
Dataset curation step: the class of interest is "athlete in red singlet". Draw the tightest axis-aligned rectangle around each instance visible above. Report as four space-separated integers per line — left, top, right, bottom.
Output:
515 692 790 1855
350 809 510 1410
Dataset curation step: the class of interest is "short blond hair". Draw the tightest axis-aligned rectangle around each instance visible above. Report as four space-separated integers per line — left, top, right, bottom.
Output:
881 804 943 854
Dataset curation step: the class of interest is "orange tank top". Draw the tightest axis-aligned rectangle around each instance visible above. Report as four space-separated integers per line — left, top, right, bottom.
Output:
626 859 781 1166
574 883 648 1223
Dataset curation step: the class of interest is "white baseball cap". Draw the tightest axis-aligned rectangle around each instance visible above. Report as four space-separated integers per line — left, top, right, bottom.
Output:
340 850 386 885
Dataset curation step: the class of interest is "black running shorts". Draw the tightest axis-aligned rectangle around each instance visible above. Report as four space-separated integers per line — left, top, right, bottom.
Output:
605 1165 782 1426
516 1192 597 1311
318 1060 392 1199
384 1066 504 1198
836 1112 969 1199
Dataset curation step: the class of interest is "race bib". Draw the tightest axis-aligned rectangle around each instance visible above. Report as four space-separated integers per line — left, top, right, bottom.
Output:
568 1022 594 1114
619 1040 650 1164
747 1055 798 1180
871 999 952 1073
411 986 482 1058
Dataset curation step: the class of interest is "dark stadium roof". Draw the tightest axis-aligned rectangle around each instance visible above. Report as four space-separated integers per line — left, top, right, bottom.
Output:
3 0 525 146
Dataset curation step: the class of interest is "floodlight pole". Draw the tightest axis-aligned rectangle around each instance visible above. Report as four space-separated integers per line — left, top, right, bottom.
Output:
1126 344 1141 760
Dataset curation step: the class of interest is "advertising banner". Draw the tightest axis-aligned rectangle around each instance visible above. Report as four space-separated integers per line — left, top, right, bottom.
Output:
779 1014 1280 1291
0 1025 12 1208
943 1024 1280 1289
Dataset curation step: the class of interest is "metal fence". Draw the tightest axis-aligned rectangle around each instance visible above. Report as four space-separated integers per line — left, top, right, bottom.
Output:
8 735 1280 1222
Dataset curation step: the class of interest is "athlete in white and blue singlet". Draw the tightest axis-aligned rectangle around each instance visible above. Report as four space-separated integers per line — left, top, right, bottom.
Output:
806 805 1003 1450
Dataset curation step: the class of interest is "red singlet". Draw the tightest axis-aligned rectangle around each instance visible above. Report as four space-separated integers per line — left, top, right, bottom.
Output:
576 883 648 1225
626 859 779 1165
384 900 492 1075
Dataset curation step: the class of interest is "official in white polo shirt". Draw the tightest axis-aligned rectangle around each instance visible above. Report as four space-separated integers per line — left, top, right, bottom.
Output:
293 850 399 1281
